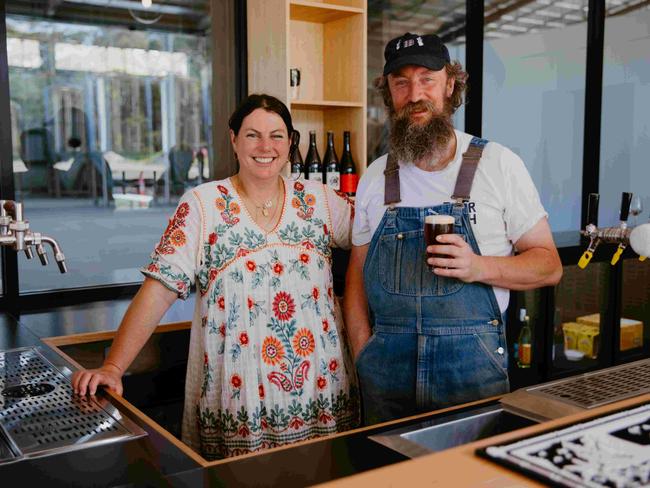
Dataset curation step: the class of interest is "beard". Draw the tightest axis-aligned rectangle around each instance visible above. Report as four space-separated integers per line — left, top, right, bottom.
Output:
389 99 455 169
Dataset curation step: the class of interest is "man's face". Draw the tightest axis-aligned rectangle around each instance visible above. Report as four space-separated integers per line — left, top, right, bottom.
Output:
387 65 454 124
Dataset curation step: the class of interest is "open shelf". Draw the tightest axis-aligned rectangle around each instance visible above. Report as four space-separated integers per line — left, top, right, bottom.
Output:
290 1 364 23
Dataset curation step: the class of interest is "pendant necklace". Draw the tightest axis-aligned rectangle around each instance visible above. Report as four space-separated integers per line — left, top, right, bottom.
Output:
258 199 273 217
234 175 280 218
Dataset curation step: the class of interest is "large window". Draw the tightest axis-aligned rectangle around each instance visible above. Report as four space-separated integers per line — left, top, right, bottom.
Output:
599 5 650 227
6 3 212 292
482 3 588 233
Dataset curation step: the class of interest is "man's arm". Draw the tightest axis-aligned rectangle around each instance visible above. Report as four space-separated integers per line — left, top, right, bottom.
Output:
429 217 562 290
343 244 372 359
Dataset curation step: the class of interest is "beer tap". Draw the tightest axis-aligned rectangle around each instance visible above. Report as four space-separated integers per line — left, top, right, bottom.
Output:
579 192 650 268
578 193 600 269
0 200 67 273
610 192 633 266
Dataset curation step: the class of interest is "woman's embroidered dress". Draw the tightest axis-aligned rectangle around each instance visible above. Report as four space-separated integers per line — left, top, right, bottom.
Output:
142 176 358 459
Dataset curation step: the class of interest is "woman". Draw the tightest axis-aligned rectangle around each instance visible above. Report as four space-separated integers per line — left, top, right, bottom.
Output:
72 94 358 459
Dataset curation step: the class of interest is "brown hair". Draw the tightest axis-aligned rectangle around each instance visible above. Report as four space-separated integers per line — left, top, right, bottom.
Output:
374 61 468 113
228 93 294 135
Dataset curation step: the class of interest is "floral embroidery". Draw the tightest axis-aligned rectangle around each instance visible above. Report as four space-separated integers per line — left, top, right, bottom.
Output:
155 202 189 255
272 291 295 321
216 185 240 227
150 179 359 460
231 374 242 400
292 183 318 222
201 353 213 397
262 336 285 366
292 328 315 357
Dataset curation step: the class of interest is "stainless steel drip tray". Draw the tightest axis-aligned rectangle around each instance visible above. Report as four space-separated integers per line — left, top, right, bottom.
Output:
368 403 537 459
0 347 146 465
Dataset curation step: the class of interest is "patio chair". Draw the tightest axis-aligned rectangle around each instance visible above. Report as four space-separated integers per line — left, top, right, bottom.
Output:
19 127 57 195
168 145 194 194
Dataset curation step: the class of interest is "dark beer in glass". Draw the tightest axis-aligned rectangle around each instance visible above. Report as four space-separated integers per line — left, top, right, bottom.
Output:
424 215 455 271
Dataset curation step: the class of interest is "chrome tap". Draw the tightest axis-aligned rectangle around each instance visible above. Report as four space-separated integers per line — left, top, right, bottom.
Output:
0 200 67 273
579 192 650 268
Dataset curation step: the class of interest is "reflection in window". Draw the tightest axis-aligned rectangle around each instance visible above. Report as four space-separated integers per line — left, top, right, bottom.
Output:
6 13 212 292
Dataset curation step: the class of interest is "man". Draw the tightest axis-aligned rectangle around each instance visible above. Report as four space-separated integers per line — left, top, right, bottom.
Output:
343 32 562 425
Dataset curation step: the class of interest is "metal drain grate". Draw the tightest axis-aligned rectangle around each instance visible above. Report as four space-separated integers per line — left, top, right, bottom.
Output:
527 359 650 409
0 347 144 462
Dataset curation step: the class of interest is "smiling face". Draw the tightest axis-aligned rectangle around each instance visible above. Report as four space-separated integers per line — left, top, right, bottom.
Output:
387 65 454 124
230 108 290 182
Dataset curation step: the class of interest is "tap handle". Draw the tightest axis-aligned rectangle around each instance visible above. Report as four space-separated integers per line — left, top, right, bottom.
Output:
620 192 633 223
586 193 599 227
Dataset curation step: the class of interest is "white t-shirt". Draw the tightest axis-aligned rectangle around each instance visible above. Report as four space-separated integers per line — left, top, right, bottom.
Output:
352 129 548 312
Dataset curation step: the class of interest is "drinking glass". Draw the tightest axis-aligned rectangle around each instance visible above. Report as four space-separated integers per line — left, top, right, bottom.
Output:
630 195 643 226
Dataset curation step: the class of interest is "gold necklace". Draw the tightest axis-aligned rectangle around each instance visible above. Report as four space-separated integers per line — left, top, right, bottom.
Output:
234 175 282 218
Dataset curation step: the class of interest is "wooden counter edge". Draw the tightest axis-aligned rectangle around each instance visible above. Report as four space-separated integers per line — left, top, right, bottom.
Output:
314 393 650 487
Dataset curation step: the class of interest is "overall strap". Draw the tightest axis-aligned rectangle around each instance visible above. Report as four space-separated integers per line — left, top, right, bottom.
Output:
383 152 401 205
451 136 488 205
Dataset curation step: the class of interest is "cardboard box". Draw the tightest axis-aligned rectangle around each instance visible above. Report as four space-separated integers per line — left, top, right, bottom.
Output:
577 324 600 359
576 313 600 327
562 322 582 351
620 318 643 351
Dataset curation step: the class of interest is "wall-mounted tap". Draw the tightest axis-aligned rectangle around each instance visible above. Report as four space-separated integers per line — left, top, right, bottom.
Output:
579 192 650 269
0 200 67 273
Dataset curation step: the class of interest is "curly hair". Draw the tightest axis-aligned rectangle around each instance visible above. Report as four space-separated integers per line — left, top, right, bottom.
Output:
374 61 468 114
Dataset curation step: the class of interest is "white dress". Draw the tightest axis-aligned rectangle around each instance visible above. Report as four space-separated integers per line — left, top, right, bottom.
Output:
142 176 359 459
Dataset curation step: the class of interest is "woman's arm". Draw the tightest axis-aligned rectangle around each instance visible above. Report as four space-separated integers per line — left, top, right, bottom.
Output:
72 278 178 396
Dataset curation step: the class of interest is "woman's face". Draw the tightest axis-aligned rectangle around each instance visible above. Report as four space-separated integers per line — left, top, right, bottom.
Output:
230 108 290 182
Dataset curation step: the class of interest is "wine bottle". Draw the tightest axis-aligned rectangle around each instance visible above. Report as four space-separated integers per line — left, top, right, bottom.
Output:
305 130 322 182
517 309 532 368
323 131 340 191
290 141 304 180
339 131 358 197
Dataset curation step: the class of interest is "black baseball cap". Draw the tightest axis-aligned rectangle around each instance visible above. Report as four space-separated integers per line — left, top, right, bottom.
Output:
383 32 450 76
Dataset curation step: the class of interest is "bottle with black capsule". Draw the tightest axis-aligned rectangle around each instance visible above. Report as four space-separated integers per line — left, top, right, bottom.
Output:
339 130 358 197
305 130 322 182
323 131 340 190
289 131 304 180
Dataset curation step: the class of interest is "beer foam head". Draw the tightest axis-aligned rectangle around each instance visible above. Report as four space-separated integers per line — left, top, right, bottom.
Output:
425 214 455 225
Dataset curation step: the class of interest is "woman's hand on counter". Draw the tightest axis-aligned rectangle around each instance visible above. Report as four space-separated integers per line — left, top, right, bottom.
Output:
71 363 124 397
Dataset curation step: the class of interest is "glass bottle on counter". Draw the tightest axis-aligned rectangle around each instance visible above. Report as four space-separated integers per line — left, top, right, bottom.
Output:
517 309 532 368
340 130 358 198
323 131 340 191
305 130 322 182
552 307 564 362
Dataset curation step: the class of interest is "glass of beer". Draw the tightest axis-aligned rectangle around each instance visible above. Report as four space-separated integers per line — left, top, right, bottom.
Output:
424 214 455 271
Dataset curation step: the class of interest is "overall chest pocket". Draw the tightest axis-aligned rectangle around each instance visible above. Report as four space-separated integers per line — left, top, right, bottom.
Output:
378 229 464 296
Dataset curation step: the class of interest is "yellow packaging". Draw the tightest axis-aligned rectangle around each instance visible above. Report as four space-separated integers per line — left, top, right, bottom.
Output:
562 322 582 351
576 313 600 327
620 318 643 351
577 324 600 359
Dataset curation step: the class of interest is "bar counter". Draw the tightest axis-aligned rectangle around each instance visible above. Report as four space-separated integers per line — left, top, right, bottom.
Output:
1 296 647 487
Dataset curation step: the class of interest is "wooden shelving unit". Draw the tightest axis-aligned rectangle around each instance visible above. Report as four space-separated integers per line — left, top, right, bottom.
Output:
248 0 367 174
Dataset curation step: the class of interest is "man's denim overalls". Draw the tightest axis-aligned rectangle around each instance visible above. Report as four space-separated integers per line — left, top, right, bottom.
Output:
356 137 509 425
